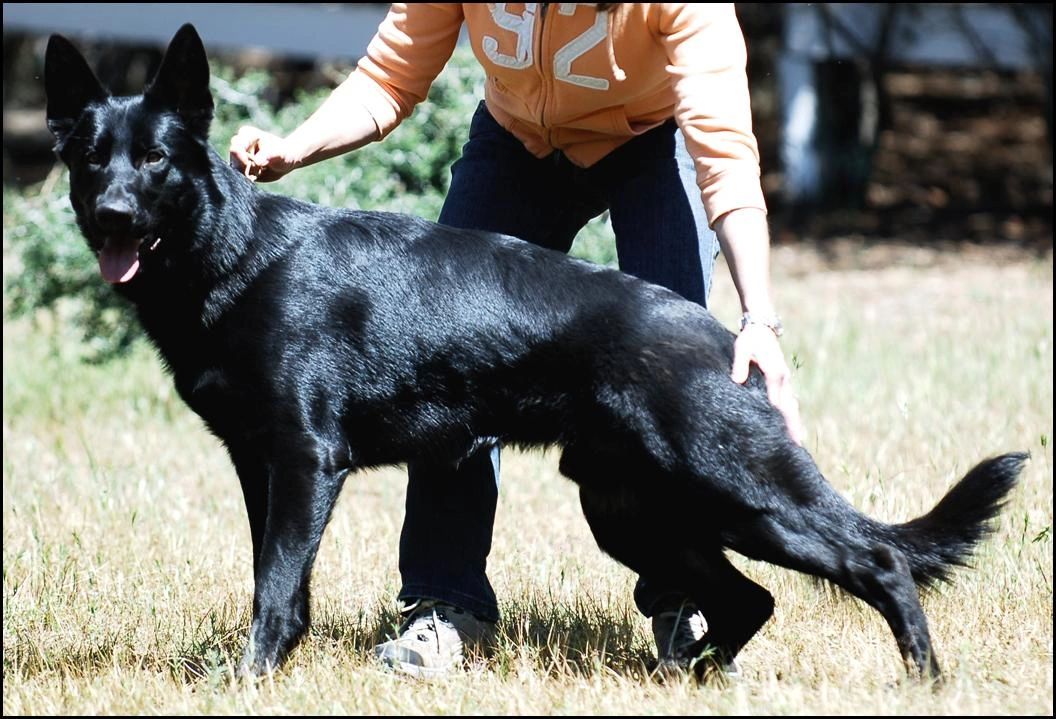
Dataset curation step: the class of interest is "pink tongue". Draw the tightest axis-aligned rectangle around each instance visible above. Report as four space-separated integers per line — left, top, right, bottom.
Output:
99 237 141 284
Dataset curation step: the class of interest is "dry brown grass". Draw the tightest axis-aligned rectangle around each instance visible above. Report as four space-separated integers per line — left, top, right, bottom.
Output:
3 242 1052 715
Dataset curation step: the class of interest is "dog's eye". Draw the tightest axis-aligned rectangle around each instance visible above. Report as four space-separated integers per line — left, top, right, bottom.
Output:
85 150 103 166
144 150 166 166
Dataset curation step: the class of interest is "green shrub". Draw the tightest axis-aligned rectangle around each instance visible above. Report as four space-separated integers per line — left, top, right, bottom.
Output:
4 178 143 359
3 47 615 362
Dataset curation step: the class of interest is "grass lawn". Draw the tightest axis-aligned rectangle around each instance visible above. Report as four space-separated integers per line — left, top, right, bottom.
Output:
3 238 1052 715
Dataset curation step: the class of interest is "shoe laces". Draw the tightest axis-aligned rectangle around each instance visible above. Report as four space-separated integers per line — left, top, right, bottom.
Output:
399 600 462 650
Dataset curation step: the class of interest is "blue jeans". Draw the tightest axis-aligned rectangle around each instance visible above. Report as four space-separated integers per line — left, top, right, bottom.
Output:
398 102 719 623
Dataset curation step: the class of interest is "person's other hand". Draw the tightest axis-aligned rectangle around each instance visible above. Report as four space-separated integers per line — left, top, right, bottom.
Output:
730 324 806 445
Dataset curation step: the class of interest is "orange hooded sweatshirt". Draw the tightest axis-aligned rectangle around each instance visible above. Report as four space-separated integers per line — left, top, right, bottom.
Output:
342 3 766 225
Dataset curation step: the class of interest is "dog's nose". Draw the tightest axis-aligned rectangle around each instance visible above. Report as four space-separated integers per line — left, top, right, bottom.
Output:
95 199 136 233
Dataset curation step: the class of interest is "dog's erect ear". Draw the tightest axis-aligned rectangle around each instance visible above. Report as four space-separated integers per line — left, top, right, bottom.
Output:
44 34 108 143
144 23 214 136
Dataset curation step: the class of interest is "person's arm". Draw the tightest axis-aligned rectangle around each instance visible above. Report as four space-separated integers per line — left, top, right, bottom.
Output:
229 3 465 182
229 83 379 182
658 3 805 443
715 208 805 445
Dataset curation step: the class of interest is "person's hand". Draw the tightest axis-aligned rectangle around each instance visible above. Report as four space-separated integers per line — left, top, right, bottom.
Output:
228 126 298 182
731 324 806 445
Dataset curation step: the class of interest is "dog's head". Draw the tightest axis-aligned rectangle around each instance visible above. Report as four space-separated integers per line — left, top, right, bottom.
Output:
45 24 214 284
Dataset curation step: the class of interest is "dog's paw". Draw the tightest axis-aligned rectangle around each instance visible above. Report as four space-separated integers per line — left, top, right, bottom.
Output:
235 646 279 681
648 657 692 684
690 654 743 688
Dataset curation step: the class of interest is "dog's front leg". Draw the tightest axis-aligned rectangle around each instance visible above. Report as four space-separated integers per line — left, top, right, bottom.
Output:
236 446 347 677
228 444 269 576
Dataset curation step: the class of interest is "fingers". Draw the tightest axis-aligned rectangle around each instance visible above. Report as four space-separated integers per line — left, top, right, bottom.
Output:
229 126 277 182
767 367 806 446
781 390 806 445
730 343 751 384
731 326 806 445
759 351 803 445
763 360 788 410
774 380 806 446
228 126 259 176
729 324 772 386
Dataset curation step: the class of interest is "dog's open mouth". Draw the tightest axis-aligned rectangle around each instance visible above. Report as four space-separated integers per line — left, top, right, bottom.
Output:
99 236 150 284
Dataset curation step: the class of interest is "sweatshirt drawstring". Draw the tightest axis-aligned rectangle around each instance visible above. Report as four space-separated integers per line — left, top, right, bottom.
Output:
605 8 627 82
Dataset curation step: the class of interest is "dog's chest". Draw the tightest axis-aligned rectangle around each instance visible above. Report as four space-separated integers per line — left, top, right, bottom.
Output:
174 363 254 437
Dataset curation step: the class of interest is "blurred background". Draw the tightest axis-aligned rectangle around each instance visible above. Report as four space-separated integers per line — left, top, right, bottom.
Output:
2 2 1053 357
5 3 1052 234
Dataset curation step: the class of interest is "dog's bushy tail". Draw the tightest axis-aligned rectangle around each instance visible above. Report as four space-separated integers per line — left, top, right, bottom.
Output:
874 452 1028 589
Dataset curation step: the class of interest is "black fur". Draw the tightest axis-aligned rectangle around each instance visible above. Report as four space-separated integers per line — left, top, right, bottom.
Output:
44 24 1026 680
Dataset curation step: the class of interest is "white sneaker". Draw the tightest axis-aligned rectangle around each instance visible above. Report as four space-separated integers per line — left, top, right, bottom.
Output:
374 600 492 678
651 601 742 678
652 601 707 665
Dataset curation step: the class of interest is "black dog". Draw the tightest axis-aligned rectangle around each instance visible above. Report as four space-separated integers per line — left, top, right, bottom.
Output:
44 24 1025 680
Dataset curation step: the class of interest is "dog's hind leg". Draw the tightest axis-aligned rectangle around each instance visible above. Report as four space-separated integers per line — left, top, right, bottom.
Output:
741 530 938 679
719 452 942 679
575 478 773 678
678 549 774 676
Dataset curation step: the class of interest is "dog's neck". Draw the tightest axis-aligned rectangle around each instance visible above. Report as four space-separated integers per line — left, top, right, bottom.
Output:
194 151 268 325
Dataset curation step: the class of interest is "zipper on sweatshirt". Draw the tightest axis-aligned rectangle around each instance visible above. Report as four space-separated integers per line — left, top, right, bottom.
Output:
536 3 553 147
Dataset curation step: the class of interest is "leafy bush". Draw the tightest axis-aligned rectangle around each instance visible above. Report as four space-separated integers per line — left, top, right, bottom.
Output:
4 178 143 359
3 46 616 362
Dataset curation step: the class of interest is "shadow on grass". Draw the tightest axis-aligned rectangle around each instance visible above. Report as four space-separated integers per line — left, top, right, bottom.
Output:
308 597 657 681
3 605 250 687
5 597 662 686
489 599 655 680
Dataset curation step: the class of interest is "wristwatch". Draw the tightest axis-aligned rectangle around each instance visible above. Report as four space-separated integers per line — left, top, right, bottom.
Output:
740 312 784 337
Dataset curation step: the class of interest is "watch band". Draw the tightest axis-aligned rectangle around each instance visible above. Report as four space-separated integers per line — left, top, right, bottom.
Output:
740 312 784 337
